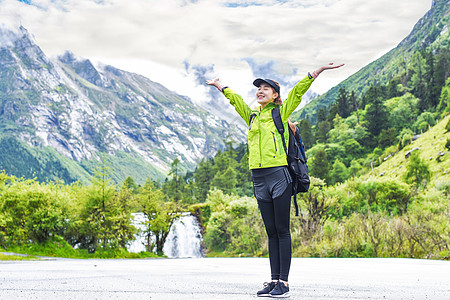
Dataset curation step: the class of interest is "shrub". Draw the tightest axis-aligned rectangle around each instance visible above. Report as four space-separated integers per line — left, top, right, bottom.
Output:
404 151 431 189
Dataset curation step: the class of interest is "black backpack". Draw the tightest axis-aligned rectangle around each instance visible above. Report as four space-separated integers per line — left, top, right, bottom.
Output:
271 107 310 216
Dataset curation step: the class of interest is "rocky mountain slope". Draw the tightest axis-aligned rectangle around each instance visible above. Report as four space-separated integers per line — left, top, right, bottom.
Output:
0 26 244 183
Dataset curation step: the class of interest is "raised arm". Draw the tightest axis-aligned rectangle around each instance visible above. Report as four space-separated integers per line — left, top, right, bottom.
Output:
281 63 344 121
205 77 253 125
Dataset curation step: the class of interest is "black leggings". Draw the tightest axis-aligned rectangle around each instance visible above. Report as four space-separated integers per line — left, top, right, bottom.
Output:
252 167 292 282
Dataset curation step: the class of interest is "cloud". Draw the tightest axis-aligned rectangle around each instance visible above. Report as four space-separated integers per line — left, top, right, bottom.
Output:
183 61 225 101
0 0 432 99
0 24 20 47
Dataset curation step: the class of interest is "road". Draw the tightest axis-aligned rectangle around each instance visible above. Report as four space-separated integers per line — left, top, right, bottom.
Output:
1 257 449 299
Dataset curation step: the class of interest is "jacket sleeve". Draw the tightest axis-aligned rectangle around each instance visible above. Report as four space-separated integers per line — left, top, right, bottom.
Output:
280 75 314 122
223 88 252 126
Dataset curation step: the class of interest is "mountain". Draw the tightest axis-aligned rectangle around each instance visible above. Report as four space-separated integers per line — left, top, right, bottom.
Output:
0 26 245 184
294 0 450 124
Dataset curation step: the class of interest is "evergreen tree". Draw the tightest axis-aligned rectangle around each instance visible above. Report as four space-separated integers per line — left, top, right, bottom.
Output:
234 143 248 163
361 85 386 109
423 50 438 109
350 91 360 124
194 158 215 202
298 119 314 149
315 121 330 144
165 158 182 201
169 158 180 186
336 88 351 118
378 128 397 149
309 148 329 182
438 88 449 113
435 47 450 89
122 176 138 194
317 107 328 122
327 103 339 124
365 97 388 137
386 77 402 98
77 158 118 252
409 52 428 111
236 152 253 197
211 166 237 195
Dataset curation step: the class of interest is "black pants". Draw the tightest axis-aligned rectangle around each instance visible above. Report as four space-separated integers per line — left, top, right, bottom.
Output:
252 166 292 282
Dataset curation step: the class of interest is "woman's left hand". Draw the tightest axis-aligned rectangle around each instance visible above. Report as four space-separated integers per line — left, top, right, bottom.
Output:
314 63 344 76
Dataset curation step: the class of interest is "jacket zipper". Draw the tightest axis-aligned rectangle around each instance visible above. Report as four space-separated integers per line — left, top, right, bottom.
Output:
272 132 278 153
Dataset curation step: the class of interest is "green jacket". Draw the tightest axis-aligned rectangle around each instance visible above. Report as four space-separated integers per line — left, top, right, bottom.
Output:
223 75 314 169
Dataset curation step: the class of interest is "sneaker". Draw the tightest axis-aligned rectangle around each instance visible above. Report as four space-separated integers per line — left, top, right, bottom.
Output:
256 281 276 297
269 281 290 298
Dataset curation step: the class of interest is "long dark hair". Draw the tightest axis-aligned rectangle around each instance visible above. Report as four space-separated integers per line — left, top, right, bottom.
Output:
271 80 282 105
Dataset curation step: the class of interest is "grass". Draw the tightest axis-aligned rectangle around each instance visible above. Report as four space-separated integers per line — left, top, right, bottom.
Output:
205 250 265 258
3 236 162 259
0 253 39 261
365 114 450 186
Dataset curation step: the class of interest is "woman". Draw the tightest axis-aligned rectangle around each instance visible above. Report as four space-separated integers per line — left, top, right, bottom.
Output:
206 63 343 298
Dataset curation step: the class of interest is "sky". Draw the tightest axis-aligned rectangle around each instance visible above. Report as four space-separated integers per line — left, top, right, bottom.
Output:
0 0 433 108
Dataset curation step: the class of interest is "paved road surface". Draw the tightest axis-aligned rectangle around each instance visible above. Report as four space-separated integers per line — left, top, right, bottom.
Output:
1 257 449 299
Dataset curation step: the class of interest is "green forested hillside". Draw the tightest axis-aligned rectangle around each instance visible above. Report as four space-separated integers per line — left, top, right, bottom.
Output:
0 135 163 184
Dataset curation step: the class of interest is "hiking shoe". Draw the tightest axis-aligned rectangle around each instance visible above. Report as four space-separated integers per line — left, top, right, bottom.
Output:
256 281 276 297
269 281 290 298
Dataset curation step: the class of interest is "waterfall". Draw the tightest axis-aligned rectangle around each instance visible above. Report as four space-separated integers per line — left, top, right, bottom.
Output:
163 213 203 258
128 212 150 253
128 213 203 258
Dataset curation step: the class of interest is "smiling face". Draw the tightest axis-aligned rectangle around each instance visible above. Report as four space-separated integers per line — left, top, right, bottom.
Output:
256 83 279 107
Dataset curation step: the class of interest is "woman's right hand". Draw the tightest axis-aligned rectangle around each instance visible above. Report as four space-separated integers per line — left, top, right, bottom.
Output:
206 78 220 87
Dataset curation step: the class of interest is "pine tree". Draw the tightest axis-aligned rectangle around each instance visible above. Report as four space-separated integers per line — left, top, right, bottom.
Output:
361 85 386 110
336 88 351 118
211 166 237 195
166 158 181 201
409 52 428 111
310 148 329 182
315 121 330 144
350 91 360 124
317 107 328 122
365 97 388 137
122 176 138 194
236 152 253 197
194 158 215 202
78 157 118 252
298 119 314 149
378 128 398 149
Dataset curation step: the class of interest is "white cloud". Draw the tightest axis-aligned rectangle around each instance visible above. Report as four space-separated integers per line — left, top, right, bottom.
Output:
0 0 432 100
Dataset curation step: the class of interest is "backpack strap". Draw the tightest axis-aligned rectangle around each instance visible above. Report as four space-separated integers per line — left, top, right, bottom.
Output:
271 107 287 153
271 107 299 217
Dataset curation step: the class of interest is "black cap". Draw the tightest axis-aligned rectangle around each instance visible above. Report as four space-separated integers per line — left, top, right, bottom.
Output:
253 78 280 94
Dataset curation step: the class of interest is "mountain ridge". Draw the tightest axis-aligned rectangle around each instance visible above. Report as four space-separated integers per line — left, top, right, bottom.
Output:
0 26 244 184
